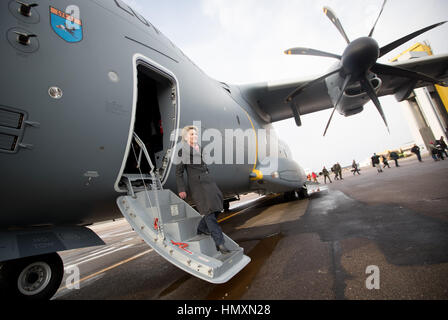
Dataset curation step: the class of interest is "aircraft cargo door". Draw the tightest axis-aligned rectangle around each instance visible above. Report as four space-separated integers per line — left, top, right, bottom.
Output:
117 56 179 192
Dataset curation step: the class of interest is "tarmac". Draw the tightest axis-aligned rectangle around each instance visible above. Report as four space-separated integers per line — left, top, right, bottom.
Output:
54 153 448 300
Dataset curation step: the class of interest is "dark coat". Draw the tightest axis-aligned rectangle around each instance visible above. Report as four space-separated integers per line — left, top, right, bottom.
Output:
390 152 399 160
437 139 447 149
175 142 223 216
430 145 439 155
411 145 420 154
371 155 380 165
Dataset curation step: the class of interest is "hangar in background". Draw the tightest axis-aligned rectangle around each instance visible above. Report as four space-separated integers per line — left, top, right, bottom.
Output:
393 42 448 153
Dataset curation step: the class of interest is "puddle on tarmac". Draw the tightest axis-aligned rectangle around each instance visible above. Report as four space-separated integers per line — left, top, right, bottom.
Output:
158 232 283 299
206 232 283 300
158 274 191 298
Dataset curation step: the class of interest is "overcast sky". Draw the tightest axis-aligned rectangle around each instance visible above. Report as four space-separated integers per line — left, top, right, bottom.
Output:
123 0 448 172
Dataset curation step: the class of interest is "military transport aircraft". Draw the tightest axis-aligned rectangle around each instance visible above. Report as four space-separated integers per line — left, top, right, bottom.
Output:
1 0 447 299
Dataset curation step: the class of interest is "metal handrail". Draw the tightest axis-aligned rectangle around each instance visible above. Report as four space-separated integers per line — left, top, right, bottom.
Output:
131 132 165 239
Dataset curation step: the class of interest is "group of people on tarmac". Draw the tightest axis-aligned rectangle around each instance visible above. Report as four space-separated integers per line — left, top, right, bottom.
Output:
370 136 448 173
308 135 448 185
370 151 400 173
306 171 319 183
320 162 343 184
428 137 448 161
409 137 448 162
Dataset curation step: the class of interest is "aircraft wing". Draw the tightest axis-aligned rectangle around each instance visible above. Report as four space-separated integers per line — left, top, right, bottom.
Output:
238 53 448 124
376 54 448 97
239 74 333 123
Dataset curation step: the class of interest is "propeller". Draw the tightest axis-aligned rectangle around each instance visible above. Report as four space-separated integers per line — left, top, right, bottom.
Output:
284 0 447 136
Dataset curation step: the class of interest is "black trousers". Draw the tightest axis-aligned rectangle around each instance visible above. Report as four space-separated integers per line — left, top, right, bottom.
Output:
197 212 224 246
416 152 422 162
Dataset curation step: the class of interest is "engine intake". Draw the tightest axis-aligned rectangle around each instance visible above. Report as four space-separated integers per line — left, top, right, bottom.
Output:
344 76 382 97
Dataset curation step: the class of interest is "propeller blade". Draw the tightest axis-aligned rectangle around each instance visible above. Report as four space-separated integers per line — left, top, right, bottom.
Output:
379 21 447 57
372 63 447 86
368 0 387 37
323 6 350 44
359 76 390 133
285 68 342 103
323 74 351 136
284 47 341 60
323 106 338 137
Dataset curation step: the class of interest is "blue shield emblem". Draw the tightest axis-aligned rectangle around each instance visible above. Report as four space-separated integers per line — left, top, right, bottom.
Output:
50 6 83 43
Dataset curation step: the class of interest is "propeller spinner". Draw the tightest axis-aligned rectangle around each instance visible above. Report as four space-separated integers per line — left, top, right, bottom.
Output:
284 0 447 136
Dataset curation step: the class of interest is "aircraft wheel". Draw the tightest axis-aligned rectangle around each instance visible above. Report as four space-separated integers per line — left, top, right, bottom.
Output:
283 191 298 201
298 187 309 199
223 200 230 212
0 253 64 300
292 191 299 200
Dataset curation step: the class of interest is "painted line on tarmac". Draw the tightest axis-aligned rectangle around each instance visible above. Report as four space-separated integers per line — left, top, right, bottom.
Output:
102 230 135 239
64 244 135 270
58 248 154 292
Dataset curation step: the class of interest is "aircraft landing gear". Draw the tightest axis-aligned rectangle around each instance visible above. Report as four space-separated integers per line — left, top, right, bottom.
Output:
283 190 298 201
223 200 230 212
0 252 64 300
298 185 309 199
284 186 308 201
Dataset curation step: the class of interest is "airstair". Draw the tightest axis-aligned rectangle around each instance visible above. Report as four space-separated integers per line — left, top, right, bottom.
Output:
116 133 250 283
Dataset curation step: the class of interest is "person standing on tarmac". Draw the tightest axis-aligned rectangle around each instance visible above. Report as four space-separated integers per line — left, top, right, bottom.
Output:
371 153 383 173
381 155 391 168
311 172 318 183
335 162 343 180
389 151 400 167
352 160 361 175
432 141 445 160
331 164 339 180
322 166 332 184
411 144 423 162
436 137 448 158
429 142 441 161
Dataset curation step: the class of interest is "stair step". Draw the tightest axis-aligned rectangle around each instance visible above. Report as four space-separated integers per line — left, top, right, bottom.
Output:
186 234 218 257
164 216 202 242
215 248 243 262
186 234 243 260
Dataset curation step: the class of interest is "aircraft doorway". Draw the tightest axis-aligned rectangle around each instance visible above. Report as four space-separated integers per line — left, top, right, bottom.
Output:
118 57 179 192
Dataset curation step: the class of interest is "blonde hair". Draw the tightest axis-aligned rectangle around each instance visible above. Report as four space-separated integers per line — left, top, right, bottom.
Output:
181 125 198 141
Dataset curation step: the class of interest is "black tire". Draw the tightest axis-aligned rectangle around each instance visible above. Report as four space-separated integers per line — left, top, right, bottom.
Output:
283 191 298 201
223 200 230 212
0 253 64 300
298 187 309 199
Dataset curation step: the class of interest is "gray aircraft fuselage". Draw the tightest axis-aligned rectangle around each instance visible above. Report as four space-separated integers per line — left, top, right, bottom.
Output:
1 0 305 230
